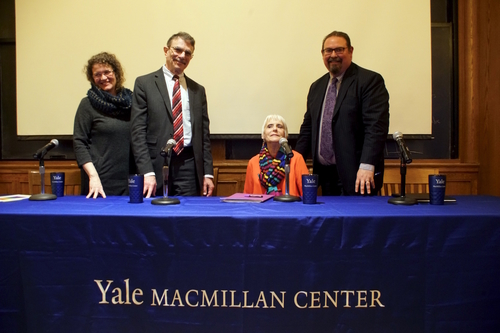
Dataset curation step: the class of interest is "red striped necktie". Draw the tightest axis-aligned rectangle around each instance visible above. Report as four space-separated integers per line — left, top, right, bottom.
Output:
172 75 184 154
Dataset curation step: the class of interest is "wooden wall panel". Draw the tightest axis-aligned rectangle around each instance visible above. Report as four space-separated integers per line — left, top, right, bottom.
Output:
457 0 500 196
0 161 79 195
215 161 248 197
458 0 480 164
0 171 28 194
477 0 500 196
0 160 478 197
384 160 478 196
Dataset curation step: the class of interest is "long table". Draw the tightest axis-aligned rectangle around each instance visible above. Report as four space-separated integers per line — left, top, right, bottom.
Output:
1 195 500 332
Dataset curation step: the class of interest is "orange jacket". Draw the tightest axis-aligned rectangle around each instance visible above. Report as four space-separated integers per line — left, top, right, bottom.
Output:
243 150 310 196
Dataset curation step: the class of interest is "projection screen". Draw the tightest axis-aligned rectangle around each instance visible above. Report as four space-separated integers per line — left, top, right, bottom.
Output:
16 0 431 136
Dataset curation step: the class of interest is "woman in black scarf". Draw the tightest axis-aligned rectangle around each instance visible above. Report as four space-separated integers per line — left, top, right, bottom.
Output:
73 52 134 198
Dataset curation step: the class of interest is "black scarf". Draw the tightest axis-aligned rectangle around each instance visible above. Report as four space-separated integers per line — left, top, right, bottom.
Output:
87 84 132 118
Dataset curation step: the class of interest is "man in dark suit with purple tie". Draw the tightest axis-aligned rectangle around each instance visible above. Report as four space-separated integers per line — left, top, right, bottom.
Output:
296 31 390 196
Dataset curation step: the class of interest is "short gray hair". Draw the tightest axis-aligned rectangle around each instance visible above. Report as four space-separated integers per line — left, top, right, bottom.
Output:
261 114 288 139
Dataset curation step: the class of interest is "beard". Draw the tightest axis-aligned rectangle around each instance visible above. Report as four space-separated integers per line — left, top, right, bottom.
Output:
328 58 342 75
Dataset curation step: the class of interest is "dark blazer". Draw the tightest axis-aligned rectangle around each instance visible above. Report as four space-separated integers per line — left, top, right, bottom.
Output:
295 62 390 195
130 68 213 195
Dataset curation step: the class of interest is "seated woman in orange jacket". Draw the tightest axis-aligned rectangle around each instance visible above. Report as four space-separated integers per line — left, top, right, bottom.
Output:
244 114 309 196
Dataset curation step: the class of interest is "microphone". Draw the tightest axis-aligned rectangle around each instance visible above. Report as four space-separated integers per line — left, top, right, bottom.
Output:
393 131 412 163
160 139 176 157
33 139 59 159
279 137 294 159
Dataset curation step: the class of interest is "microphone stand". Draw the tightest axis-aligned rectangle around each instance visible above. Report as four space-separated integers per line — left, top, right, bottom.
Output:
151 149 180 205
388 155 417 205
29 157 57 201
274 156 301 202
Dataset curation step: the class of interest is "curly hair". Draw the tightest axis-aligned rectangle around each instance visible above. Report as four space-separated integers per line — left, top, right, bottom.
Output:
84 52 125 92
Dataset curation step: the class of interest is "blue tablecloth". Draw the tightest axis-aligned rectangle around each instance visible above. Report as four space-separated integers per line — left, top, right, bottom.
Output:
1 195 500 332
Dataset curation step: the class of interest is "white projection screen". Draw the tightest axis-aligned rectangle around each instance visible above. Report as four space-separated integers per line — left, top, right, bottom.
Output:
16 0 431 136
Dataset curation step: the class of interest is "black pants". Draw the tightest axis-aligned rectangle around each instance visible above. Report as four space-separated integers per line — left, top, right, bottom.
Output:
315 163 343 196
169 146 199 196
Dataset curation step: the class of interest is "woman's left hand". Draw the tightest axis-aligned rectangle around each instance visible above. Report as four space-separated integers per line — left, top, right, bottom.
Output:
87 175 106 199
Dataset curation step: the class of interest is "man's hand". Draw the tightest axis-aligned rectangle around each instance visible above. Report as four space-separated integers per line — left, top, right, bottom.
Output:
143 175 157 198
203 177 215 197
355 169 375 195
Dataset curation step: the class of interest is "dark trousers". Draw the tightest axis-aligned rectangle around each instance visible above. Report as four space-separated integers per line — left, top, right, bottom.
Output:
169 146 199 196
315 163 343 196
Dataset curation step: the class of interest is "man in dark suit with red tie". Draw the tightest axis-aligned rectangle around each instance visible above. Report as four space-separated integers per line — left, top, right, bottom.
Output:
131 32 214 197
296 31 390 196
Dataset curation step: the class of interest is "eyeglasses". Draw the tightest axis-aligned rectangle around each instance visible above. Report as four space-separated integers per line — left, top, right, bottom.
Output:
322 47 347 56
170 46 193 58
93 70 114 79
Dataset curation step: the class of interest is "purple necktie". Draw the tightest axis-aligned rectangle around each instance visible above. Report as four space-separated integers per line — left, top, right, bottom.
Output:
172 75 184 154
320 78 337 163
